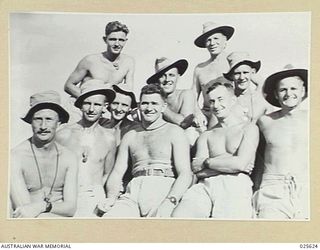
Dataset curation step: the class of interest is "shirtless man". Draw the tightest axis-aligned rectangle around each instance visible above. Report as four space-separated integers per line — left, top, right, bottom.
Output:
172 81 259 219
193 22 234 125
147 57 204 145
10 91 78 218
64 21 135 98
56 80 117 217
223 51 273 124
96 84 192 218
99 84 139 146
254 66 309 220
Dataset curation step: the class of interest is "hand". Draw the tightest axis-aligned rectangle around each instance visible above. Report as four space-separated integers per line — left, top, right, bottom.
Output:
243 163 254 174
94 197 116 216
192 157 207 173
13 202 44 218
193 112 207 129
154 199 176 218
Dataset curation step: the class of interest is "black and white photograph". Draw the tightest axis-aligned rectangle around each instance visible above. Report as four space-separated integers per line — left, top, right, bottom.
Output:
9 12 310 220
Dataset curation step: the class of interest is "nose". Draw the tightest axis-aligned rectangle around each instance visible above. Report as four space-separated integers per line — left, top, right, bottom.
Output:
240 72 245 80
89 103 94 112
116 104 122 111
40 120 47 129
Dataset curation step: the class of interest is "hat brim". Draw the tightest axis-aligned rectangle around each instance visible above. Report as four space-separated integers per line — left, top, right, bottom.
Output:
223 60 261 81
195 26 235 48
22 102 70 124
146 59 188 84
112 85 137 109
74 89 116 108
263 69 308 107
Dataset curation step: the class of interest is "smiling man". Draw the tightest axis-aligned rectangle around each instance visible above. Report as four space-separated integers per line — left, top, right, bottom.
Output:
64 21 135 98
56 79 117 217
96 84 192 218
10 91 78 218
254 66 309 220
193 22 235 126
172 81 259 219
147 57 204 145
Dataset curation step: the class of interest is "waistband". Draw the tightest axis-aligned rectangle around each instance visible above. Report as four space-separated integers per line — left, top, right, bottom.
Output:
262 173 307 183
132 167 175 178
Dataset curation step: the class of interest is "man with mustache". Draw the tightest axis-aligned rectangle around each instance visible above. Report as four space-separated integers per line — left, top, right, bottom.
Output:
193 22 235 127
96 84 193 218
64 21 135 98
254 66 309 220
172 81 259 219
56 79 117 217
10 91 78 218
147 57 205 146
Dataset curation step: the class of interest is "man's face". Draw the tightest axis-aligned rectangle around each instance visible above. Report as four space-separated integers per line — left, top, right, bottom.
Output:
205 33 227 56
32 109 60 144
276 76 305 109
81 94 106 123
232 64 256 91
139 93 166 123
158 67 179 95
104 31 127 55
209 85 235 119
110 93 132 121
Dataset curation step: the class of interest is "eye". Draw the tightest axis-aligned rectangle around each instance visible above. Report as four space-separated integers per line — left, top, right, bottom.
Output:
119 39 126 42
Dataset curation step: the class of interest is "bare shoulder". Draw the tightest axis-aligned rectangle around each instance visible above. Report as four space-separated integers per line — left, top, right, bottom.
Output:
180 89 194 98
258 110 281 127
99 125 116 145
56 143 77 166
11 140 30 157
196 59 211 70
165 123 185 135
243 122 259 134
56 123 79 144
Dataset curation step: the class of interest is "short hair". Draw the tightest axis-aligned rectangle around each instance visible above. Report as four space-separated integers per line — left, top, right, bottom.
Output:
105 21 129 37
206 81 235 95
140 84 166 101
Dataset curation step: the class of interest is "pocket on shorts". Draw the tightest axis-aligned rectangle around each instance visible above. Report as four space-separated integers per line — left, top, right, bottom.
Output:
259 184 286 199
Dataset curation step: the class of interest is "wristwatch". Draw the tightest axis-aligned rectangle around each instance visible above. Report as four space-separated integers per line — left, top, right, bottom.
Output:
166 196 178 206
44 200 53 213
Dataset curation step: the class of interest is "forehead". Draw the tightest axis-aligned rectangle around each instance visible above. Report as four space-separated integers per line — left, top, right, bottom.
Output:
277 76 304 88
113 92 132 105
140 93 164 103
208 85 232 99
206 32 227 40
33 109 58 118
83 94 107 103
233 64 253 72
106 31 127 39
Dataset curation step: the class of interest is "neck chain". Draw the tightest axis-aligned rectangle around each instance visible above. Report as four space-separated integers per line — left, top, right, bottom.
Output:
102 52 120 70
29 139 59 202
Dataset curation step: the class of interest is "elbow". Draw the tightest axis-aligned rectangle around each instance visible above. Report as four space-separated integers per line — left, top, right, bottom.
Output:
64 201 77 217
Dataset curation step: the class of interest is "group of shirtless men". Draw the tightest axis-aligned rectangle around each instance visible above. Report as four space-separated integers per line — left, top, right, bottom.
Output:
10 20 309 220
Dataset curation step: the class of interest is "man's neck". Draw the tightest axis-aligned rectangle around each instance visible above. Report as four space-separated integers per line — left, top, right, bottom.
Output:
79 118 100 131
218 113 241 128
280 105 302 117
31 137 56 152
103 50 119 62
209 51 225 62
142 117 167 131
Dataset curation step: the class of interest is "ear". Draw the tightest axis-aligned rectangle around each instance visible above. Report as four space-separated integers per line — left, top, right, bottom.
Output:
102 36 107 43
102 103 109 114
161 102 168 113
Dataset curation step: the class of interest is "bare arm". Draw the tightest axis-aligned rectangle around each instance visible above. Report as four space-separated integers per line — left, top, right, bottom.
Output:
205 124 259 173
167 127 193 200
64 57 90 98
123 57 135 90
102 133 117 184
49 151 78 217
192 66 201 100
106 132 132 200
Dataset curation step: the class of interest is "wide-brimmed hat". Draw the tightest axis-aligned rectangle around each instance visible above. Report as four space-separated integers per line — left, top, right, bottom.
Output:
146 57 188 84
22 90 69 124
194 22 235 48
74 79 116 108
112 84 137 109
223 52 261 81
263 64 308 107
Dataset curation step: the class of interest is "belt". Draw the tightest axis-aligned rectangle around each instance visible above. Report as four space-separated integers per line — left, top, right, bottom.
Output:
133 168 175 178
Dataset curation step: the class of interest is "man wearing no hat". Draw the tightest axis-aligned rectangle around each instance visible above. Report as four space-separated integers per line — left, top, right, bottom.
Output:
56 79 117 217
147 57 204 146
254 65 309 220
193 22 235 127
10 91 78 218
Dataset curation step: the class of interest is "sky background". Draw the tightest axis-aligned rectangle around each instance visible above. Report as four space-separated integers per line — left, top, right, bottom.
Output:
10 12 310 147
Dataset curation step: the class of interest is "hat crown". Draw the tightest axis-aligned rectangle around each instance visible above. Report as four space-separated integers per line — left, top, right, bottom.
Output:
155 57 175 73
30 90 62 107
202 22 220 34
80 79 108 95
227 51 254 68
283 64 295 70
